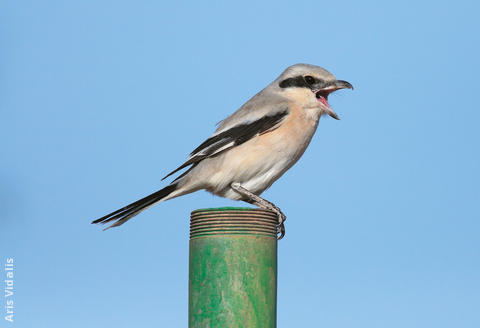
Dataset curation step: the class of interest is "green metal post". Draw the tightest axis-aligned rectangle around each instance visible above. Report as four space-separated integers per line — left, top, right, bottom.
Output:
189 207 278 328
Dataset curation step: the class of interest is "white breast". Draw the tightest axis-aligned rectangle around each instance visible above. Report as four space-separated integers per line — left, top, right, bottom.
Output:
192 105 322 200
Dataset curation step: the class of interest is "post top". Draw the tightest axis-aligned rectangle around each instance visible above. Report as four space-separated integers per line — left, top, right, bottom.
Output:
190 207 278 239
192 207 254 213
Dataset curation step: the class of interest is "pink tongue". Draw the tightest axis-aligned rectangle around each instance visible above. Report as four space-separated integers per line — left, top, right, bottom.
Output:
319 96 329 108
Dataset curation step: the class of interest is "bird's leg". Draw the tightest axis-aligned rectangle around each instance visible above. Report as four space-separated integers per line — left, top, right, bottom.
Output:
230 182 286 240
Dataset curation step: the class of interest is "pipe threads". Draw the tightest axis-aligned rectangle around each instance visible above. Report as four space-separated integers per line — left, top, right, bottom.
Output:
190 208 278 239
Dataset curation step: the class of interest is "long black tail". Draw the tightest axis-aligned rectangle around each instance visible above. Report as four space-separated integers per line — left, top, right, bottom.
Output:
92 183 178 230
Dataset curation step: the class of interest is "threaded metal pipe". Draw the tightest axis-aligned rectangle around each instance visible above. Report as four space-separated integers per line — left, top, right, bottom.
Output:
190 207 278 238
189 207 278 328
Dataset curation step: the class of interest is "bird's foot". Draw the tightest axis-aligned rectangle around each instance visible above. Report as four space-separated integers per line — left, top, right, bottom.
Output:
230 182 287 240
276 211 286 240
265 204 286 240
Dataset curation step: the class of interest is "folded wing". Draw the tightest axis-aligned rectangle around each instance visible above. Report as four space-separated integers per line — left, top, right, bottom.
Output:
162 108 289 181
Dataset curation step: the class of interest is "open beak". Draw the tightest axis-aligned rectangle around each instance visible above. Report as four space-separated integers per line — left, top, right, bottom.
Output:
315 80 353 120
325 80 354 92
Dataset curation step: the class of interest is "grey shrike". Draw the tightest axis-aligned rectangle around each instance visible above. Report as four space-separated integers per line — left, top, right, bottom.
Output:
92 63 353 239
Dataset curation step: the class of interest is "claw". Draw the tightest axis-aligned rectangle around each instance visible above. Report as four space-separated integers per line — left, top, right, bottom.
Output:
277 222 285 240
276 212 286 240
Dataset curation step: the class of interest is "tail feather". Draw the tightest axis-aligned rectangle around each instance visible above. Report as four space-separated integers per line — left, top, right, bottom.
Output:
92 183 178 230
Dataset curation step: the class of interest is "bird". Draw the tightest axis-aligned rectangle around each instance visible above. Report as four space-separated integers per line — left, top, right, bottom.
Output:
92 63 353 239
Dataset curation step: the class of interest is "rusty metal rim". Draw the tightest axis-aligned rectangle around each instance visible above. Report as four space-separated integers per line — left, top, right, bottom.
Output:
190 222 277 229
191 217 277 222
191 208 273 213
191 220 277 228
191 225 277 231
191 212 277 219
191 225 276 231
191 213 277 218
190 226 276 236
190 209 278 238
191 217 277 223
191 209 276 214
191 209 274 213
190 229 276 236
190 218 277 225
190 222 277 228
190 232 277 239
190 232 275 237
190 228 277 237
191 224 276 231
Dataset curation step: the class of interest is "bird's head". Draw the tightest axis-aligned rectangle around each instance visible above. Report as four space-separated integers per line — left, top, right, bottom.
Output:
274 63 353 120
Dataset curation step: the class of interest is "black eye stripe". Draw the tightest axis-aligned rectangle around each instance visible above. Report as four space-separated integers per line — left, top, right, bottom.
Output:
279 75 325 89
279 76 307 88
304 76 315 85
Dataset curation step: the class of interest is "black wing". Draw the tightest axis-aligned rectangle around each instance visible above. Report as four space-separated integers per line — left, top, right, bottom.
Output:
161 109 289 181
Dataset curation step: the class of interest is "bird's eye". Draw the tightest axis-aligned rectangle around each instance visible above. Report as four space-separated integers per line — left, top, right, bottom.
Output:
304 76 315 85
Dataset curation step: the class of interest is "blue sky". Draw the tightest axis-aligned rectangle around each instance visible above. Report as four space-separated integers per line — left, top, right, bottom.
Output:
1 1 479 327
